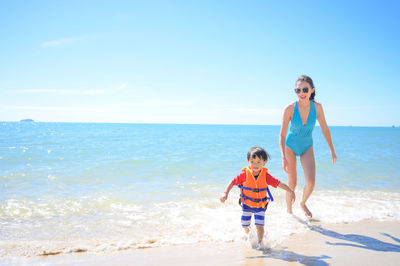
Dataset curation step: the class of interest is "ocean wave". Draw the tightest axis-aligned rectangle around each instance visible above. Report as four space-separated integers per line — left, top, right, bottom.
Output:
0 189 399 257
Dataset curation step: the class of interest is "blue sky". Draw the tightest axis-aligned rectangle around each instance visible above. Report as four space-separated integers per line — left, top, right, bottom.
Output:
1 0 399 126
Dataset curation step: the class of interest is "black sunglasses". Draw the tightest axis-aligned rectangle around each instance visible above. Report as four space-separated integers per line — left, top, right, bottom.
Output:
294 87 310 94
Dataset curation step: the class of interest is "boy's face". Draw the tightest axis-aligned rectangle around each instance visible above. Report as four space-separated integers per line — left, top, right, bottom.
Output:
248 156 267 175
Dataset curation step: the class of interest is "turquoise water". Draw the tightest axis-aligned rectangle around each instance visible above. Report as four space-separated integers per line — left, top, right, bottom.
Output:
1 122 400 256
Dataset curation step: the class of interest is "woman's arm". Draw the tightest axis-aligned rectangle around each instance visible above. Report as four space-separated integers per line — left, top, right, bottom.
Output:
279 105 293 172
316 103 337 164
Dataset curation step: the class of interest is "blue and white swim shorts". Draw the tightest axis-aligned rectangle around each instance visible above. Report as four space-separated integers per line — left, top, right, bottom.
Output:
241 204 266 227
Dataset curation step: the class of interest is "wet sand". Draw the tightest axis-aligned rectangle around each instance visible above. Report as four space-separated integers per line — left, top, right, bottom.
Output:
2 219 400 265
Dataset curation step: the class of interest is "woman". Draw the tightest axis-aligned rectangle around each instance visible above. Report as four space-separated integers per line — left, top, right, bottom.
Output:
279 75 337 218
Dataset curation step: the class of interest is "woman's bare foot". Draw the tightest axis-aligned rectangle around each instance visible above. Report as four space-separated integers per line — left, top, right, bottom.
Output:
300 202 312 218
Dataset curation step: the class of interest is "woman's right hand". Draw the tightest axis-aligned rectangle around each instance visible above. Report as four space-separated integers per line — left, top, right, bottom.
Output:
282 158 289 173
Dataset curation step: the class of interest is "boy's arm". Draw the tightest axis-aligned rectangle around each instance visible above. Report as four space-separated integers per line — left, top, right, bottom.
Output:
278 182 295 204
220 180 235 203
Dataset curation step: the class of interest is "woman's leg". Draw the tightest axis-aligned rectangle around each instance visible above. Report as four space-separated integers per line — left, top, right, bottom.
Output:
285 146 297 214
300 146 316 218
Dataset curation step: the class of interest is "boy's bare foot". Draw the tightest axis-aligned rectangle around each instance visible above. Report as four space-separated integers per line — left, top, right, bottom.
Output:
300 202 312 218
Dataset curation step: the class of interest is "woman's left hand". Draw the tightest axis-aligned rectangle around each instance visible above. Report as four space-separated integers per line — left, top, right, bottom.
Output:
331 151 337 164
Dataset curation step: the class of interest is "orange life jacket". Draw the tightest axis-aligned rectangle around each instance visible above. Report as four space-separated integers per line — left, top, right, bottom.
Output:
238 167 272 209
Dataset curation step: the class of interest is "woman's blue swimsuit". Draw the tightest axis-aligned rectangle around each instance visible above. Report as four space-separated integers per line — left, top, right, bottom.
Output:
285 101 317 156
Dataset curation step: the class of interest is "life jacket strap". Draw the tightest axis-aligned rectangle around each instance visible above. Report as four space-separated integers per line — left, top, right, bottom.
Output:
238 185 274 202
266 187 274 202
238 185 268 192
240 194 269 203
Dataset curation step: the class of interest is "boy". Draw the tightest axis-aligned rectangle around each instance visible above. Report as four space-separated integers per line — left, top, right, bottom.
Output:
220 146 295 248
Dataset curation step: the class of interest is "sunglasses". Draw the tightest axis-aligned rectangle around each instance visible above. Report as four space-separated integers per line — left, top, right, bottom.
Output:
294 87 310 94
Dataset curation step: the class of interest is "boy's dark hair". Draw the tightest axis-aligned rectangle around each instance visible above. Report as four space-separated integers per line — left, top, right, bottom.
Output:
247 146 271 161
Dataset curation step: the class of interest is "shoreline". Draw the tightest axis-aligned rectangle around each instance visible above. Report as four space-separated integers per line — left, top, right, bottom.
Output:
2 219 400 265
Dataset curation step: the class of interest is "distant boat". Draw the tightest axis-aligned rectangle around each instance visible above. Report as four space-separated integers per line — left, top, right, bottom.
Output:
20 119 35 122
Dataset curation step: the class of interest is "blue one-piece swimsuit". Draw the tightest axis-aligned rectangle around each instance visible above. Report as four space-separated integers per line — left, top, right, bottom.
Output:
286 101 317 156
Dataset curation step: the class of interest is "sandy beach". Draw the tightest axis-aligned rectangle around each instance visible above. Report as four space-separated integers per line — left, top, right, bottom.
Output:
2 219 399 266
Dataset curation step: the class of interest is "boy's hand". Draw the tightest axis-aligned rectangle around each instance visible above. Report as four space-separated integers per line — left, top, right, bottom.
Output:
220 192 228 203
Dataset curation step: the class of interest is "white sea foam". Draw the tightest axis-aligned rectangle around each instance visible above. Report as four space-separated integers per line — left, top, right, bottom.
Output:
307 190 400 222
0 189 399 257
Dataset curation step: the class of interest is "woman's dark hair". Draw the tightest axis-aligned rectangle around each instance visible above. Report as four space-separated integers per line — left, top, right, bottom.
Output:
247 146 271 162
297 75 315 101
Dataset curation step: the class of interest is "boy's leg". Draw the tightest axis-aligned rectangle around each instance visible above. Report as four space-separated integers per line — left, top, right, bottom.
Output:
242 226 250 234
241 209 252 234
255 225 264 244
254 209 266 244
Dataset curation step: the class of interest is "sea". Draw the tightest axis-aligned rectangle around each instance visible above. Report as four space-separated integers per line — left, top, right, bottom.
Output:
1 122 400 257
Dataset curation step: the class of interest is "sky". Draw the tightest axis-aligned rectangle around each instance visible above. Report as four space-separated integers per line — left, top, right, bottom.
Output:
1 0 399 126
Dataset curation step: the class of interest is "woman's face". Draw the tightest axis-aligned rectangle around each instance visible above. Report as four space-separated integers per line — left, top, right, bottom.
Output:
295 81 314 102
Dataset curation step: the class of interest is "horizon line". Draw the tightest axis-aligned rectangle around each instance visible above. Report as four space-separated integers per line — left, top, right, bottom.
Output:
1 120 398 128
